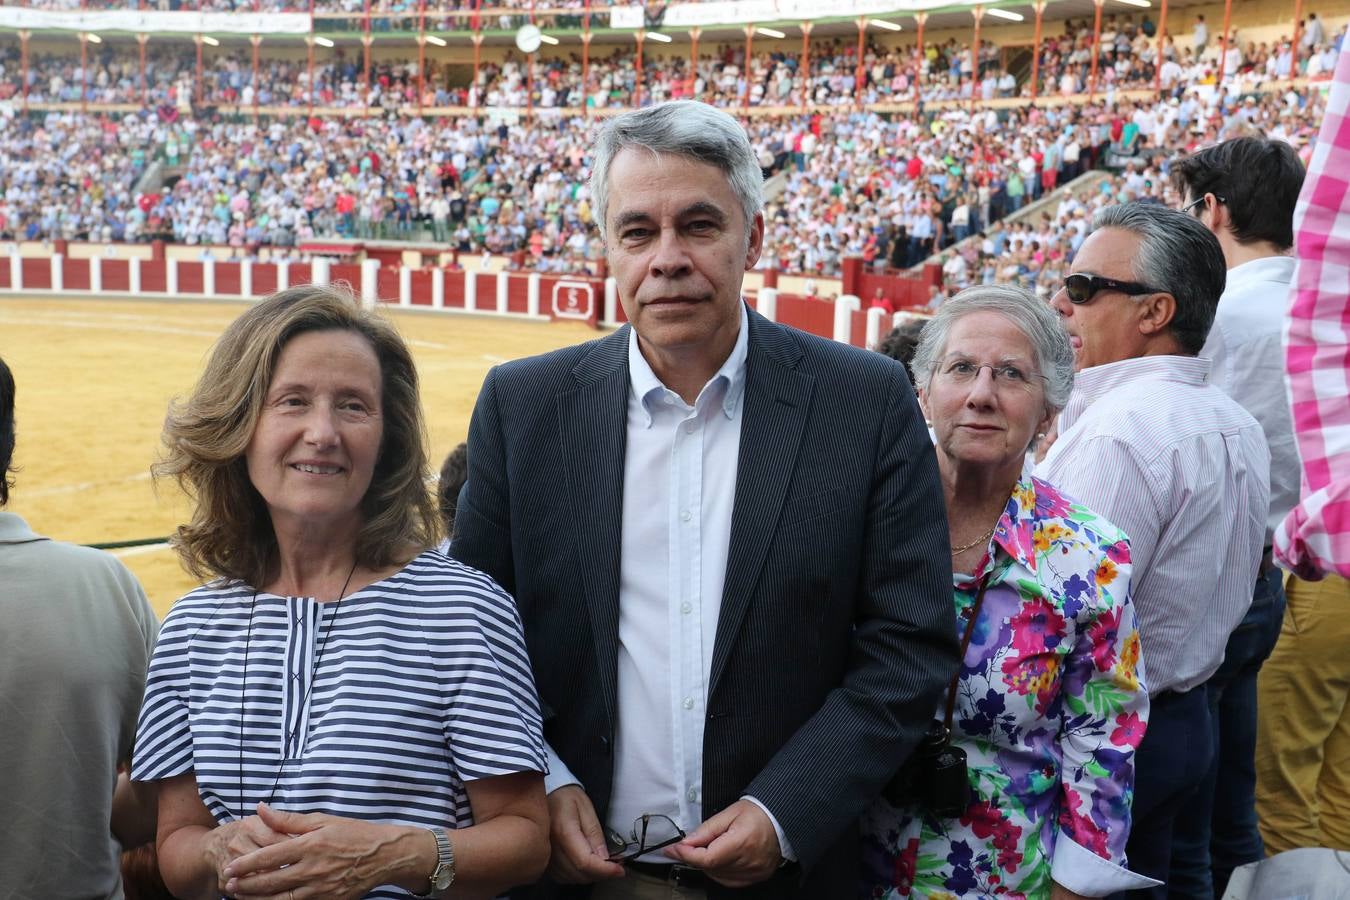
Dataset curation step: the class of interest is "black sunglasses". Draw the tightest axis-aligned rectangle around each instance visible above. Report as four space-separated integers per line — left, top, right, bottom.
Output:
1181 194 1227 216
1063 273 1163 305
606 814 687 863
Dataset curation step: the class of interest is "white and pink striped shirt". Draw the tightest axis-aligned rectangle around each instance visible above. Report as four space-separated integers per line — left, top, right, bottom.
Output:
1037 355 1269 695
1275 38 1350 580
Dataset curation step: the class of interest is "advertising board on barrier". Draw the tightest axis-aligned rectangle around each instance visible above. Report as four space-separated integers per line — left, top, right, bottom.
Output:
551 280 595 322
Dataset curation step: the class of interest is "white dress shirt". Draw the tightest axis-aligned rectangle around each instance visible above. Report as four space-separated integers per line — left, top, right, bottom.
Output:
543 303 795 862
1201 255 1300 543
1036 355 1269 695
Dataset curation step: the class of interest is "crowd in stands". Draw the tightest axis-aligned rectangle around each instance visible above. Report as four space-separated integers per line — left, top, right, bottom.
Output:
1027 12 1348 99
0 16 1334 288
5 20 1344 112
919 85 1323 305
0 81 1326 281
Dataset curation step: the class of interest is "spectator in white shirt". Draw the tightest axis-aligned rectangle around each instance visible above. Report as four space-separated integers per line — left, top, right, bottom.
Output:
1037 203 1269 898
1195 14 1210 55
1170 137 1310 899
1304 12 1326 49
941 251 969 288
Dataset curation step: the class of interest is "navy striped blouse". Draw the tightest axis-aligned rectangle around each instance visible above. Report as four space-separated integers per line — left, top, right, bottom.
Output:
132 550 546 898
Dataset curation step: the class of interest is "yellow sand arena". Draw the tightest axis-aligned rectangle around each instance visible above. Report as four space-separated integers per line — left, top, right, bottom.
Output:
0 296 596 617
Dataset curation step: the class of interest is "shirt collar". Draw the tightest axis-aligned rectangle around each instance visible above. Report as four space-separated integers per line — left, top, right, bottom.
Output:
1225 254 1295 292
628 301 750 427
952 469 1041 584
993 469 1041 574
1061 354 1211 432
0 511 46 546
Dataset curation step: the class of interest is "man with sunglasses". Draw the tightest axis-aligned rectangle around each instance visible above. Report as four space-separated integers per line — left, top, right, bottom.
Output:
1036 203 1270 899
1168 136 1306 899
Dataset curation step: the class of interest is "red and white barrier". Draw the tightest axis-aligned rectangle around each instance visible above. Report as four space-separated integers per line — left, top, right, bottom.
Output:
832 294 861 344
865 306 888 350
2 250 930 347
758 288 778 323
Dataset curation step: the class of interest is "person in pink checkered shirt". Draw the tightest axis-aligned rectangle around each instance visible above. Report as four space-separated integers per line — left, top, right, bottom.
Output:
1259 34 1350 861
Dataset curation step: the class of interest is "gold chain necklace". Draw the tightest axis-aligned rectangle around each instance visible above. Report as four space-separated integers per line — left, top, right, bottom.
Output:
951 523 997 555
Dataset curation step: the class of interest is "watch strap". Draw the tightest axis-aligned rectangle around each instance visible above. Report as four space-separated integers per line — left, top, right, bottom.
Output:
417 827 455 896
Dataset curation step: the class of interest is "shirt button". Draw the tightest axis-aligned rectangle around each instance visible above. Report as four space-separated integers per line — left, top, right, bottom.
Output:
684 422 698 434
687 788 698 802
681 601 692 614
683 697 695 710
680 509 692 522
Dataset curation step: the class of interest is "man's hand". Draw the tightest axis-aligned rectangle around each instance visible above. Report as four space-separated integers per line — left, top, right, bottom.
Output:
1034 418 1060 465
662 799 782 888
545 786 625 884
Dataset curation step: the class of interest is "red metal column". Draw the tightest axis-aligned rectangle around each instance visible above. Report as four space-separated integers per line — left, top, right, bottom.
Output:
1292 0 1304 77
689 27 701 99
361 33 372 111
1088 0 1104 100
19 30 28 112
138 33 148 107
970 5 983 111
307 0 316 115
635 31 645 107
582 0 591 113
743 24 754 109
250 34 261 117
1155 0 1169 94
471 33 483 107
362 0 371 105
526 0 535 118
1217 0 1233 85
914 12 927 106
81 32 89 114
581 31 592 114
195 34 204 107
1030 0 1045 101
417 0 426 114
471 0 483 109
854 16 866 108
800 21 812 109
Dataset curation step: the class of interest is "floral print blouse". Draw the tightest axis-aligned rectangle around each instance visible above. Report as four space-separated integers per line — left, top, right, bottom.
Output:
861 474 1154 898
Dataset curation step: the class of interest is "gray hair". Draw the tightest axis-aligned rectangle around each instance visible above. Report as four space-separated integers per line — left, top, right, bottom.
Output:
589 101 764 242
1091 203 1226 355
912 284 1075 414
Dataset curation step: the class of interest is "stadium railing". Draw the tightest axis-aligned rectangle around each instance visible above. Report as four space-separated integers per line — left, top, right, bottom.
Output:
0 239 938 351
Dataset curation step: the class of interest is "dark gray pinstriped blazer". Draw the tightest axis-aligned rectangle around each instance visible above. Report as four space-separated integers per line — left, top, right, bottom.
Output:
452 306 959 900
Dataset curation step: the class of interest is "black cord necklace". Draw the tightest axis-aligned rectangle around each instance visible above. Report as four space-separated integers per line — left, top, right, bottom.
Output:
237 560 359 819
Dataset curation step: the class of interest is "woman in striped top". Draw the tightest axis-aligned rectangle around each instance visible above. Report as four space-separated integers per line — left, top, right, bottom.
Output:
132 285 549 899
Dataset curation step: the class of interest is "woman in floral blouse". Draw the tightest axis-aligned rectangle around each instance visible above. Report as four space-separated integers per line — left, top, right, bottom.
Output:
862 286 1158 898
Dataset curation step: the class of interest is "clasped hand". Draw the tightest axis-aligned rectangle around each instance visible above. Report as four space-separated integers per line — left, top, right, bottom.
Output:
547 787 783 889
213 801 406 900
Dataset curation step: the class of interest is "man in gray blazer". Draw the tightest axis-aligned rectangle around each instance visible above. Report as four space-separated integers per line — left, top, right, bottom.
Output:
452 101 957 899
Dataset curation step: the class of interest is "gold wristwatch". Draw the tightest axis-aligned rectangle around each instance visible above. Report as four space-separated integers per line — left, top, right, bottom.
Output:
420 827 455 896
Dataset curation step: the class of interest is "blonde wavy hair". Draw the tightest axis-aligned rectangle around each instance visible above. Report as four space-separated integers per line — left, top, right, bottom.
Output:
155 284 439 586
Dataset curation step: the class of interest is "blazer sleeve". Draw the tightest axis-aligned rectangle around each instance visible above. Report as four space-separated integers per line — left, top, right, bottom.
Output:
743 362 961 869
450 367 516 596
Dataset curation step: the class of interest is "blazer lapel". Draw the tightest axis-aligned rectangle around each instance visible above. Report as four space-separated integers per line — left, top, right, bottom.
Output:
557 327 631 725
709 313 815 696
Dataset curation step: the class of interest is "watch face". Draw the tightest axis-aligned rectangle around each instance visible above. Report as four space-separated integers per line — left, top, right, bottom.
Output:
432 862 454 891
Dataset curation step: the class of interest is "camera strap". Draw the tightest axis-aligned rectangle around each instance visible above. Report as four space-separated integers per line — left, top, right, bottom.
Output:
943 576 990 734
